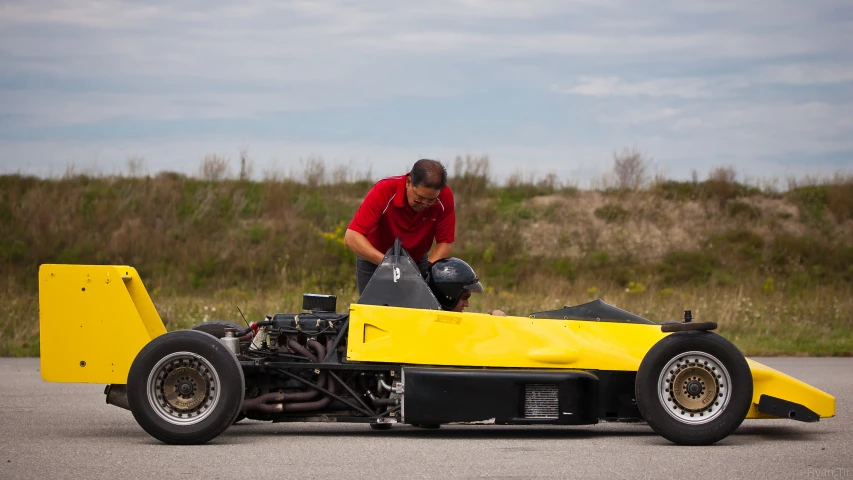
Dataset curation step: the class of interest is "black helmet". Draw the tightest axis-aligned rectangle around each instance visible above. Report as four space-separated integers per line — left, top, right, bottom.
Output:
427 258 484 310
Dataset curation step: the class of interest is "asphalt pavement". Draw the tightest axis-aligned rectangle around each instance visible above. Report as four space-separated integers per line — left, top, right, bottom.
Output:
1 357 851 480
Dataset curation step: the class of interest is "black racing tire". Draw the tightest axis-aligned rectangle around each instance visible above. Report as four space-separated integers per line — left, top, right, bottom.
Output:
190 320 250 415
189 321 250 424
127 330 245 444
370 422 392 431
191 320 247 343
635 330 752 446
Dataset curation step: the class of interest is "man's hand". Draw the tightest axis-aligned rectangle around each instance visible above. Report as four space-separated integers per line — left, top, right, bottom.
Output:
418 260 433 278
491 309 507 316
427 242 453 263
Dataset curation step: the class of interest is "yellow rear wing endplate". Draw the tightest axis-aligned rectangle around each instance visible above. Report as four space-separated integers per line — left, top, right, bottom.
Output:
39 265 166 384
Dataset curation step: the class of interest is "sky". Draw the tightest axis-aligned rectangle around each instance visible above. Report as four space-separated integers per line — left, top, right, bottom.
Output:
1 0 851 185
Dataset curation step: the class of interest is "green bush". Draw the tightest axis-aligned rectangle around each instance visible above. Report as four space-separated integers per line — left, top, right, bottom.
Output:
248 225 268 245
652 180 700 201
657 251 717 285
188 256 219 289
593 204 630 223
827 183 853 222
786 186 828 224
768 235 822 271
710 230 765 265
0 240 27 263
584 251 611 268
653 179 759 205
493 186 552 210
551 258 577 282
592 203 630 223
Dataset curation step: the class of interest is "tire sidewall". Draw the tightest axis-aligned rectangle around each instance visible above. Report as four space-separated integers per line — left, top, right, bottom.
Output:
127 330 245 444
636 331 752 446
190 320 244 339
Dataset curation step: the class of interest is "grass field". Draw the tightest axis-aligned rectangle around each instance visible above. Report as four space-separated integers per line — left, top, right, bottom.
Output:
1 155 851 356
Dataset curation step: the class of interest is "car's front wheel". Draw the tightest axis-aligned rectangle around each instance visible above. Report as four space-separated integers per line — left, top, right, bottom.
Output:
127 330 245 444
635 330 752 446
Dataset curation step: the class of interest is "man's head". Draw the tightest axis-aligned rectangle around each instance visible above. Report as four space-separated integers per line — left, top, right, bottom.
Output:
406 159 447 213
426 257 484 312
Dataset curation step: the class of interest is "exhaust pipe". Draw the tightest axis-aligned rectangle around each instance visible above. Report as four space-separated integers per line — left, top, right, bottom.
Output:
243 339 335 413
104 384 130 411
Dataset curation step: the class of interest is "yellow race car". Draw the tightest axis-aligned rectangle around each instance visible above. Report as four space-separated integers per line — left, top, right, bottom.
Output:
38 242 835 445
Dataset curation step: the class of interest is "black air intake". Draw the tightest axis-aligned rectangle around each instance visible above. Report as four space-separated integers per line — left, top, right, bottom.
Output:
524 384 559 419
302 294 337 312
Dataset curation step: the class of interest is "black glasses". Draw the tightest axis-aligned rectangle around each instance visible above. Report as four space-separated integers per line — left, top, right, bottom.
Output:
410 187 439 206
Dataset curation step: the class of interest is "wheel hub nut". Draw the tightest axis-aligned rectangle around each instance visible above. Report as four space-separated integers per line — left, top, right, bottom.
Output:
179 382 194 396
686 380 703 396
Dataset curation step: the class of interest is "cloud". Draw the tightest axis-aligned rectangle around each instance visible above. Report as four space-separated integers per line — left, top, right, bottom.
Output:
753 64 853 86
551 77 725 98
0 0 852 182
553 61 853 99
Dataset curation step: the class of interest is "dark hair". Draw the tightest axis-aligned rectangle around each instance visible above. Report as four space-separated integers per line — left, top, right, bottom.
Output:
410 159 447 190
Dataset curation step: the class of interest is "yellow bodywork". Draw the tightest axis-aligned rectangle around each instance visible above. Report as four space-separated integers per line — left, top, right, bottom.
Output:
38 265 834 420
347 304 835 419
38 265 166 384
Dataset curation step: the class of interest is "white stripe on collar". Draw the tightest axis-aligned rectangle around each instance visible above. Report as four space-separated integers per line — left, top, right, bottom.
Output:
381 194 396 215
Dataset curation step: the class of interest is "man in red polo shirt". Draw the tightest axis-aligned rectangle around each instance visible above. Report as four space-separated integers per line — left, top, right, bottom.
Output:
344 159 455 294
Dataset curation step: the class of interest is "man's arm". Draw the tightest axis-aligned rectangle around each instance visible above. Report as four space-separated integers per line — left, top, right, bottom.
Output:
345 180 390 264
428 242 452 263
344 229 386 265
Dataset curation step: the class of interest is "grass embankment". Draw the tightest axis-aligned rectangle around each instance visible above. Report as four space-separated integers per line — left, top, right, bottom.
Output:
1 164 852 356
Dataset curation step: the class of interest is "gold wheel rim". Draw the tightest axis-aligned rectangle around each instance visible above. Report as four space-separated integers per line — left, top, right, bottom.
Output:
146 352 221 426
658 351 731 425
163 366 208 411
672 365 717 411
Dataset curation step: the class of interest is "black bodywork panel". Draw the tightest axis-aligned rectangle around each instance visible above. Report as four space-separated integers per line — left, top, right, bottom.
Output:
357 240 442 310
757 394 820 422
530 299 655 324
402 367 600 425
596 371 642 421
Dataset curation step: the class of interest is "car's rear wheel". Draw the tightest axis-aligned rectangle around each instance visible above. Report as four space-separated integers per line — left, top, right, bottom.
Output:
636 330 752 446
127 330 245 444
191 320 249 347
189 321 250 424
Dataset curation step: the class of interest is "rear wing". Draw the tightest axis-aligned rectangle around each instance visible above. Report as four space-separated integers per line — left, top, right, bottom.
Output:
39 265 166 383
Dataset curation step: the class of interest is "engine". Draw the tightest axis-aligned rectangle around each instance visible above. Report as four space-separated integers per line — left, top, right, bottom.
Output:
235 294 401 423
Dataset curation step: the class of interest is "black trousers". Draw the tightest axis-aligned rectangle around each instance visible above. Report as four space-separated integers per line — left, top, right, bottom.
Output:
356 255 430 295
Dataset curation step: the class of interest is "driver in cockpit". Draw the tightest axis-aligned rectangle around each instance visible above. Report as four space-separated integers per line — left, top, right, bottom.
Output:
425 257 506 316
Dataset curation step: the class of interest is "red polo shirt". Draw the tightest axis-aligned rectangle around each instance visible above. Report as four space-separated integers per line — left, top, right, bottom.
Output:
348 174 455 262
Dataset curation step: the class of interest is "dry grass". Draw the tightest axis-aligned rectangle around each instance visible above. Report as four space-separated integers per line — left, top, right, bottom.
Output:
1 158 852 356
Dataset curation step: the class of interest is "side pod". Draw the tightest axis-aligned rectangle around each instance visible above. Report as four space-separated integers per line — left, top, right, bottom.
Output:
402 367 599 425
